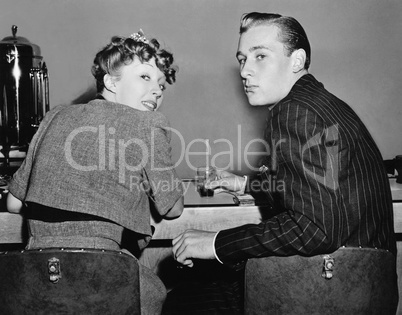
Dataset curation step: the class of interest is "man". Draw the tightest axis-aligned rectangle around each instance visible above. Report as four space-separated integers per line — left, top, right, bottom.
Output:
172 12 396 271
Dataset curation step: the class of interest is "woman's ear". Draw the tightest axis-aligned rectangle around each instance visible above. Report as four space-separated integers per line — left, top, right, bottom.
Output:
104 74 116 93
292 49 306 73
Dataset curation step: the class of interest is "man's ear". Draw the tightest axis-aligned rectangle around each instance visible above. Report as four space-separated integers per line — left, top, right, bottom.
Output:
104 74 116 93
292 49 306 73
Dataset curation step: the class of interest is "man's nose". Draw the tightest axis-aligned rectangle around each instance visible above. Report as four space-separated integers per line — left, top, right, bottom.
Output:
240 60 254 78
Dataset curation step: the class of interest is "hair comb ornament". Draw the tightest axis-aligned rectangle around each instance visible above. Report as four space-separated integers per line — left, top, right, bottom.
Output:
130 29 149 44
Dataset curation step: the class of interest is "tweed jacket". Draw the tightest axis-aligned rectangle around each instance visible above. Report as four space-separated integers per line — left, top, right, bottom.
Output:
9 99 183 248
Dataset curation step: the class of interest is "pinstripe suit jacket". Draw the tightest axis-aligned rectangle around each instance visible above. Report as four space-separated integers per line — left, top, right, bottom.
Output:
215 74 396 267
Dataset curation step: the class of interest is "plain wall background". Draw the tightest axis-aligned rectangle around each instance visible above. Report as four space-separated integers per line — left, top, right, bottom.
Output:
1 0 401 178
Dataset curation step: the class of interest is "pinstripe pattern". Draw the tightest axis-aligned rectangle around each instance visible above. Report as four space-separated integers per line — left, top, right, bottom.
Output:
215 74 396 267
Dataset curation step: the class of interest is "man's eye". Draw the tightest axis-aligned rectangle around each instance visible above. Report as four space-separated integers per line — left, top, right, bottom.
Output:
237 58 245 65
141 75 150 80
256 54 267 60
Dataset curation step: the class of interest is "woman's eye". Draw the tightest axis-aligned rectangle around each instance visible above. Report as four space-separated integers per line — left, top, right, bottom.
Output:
256 54 266 60
237 58 245 65
159 84 166 91
141 75 150 80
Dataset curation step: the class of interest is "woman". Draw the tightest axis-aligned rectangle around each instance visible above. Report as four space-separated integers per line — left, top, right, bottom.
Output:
7 30 183 314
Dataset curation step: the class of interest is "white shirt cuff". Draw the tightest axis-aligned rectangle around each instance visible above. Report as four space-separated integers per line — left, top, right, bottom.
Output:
237 175 248 195
212 231 224 264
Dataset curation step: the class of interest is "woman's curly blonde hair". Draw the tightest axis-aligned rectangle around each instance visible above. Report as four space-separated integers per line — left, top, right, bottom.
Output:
92 35 177 93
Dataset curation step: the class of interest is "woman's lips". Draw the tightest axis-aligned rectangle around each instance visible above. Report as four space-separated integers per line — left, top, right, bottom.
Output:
142 101 157 111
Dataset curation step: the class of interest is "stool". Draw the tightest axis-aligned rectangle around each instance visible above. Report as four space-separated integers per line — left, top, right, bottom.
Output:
0 248 140 314
244 247 398 315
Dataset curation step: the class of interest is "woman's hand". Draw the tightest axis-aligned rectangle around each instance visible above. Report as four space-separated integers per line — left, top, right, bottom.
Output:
6 192 23 213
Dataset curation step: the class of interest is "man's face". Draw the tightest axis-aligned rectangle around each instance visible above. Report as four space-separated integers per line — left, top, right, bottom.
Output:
236 25 296 106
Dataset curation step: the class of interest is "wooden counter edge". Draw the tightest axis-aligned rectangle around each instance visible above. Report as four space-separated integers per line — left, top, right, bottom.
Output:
0 202 401 244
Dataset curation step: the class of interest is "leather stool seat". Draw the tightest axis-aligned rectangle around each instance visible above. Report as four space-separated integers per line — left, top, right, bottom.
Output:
0 248 140 314
244 247 398 315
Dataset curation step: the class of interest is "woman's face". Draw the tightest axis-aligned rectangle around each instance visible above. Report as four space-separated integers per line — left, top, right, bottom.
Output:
113 57 166 111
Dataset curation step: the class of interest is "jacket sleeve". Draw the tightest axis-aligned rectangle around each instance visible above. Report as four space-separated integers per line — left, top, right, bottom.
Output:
142 112 183 217
8 106 64 201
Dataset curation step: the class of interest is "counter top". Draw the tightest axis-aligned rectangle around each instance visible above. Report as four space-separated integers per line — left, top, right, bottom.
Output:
390 178 402 201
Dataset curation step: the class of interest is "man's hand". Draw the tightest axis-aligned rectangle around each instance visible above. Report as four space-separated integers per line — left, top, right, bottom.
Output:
205 169 245 193
172 229 217 267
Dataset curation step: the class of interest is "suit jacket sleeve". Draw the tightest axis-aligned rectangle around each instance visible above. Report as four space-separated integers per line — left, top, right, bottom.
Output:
215 102 345 268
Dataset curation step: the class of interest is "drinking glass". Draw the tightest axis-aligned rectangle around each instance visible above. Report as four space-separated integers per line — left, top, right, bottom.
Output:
196 166 216 197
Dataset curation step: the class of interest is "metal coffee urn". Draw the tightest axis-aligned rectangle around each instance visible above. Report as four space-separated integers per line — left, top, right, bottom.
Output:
0 25 49 166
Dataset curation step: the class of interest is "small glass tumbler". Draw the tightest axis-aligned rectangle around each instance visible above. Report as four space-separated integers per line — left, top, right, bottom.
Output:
196 166 216 197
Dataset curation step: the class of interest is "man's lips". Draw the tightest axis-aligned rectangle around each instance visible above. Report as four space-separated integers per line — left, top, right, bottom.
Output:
244 85 258 93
